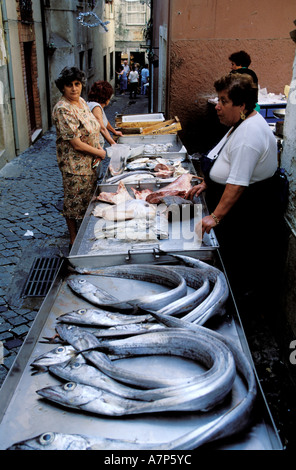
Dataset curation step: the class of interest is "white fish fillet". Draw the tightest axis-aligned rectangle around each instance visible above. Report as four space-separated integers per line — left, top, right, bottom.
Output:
94 199 157 221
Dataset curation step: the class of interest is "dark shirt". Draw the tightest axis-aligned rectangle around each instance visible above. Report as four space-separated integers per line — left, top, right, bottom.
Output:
231 67 258 84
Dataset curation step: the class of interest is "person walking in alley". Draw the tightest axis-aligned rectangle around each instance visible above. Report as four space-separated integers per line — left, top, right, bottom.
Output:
117 64 128 95
141 64 149 95
52 67 106 249
129 64 139 99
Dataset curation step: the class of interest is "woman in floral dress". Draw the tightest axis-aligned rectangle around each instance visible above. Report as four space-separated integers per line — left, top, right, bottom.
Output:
52 67 106 248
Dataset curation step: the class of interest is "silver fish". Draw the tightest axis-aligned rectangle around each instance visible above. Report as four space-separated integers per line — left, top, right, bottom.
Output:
90 322 163 338
68 265 188 311
67 277 134 309
15 321 257 450
158 266 211 317
54 321 235 394
37 326 236 415
106 171 154 184
58 307 152 327
48 361 159 401
148 311 257 449
6 431 162 451
89 330 235 396
56 324 103 352
166 254 229 325
53 325 191 388
30 345 83 371
49 347 227 403
182 274 228 325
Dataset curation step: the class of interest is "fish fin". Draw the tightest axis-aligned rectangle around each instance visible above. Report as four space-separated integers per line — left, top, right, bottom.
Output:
40 334 63 344
30 365 49 375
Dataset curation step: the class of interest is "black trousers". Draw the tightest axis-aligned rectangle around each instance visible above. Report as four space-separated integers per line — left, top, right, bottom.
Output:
129 82 138 98
205 177 284 305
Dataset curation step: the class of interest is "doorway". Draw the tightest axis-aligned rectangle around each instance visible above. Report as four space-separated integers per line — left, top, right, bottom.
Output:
23 41 36 132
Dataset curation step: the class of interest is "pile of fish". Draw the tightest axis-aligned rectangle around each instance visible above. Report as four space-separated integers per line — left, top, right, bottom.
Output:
8 255 257 450
92 175 202 242
107 142 188 180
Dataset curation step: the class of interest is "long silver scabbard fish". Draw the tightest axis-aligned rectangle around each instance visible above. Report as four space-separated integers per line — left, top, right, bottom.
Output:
67 265 187 311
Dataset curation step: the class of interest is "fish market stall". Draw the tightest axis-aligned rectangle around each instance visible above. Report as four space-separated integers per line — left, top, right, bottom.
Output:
0 115 282 451
70 177 218 263
71 133 219 262
106 134 188 179
0 253 283 450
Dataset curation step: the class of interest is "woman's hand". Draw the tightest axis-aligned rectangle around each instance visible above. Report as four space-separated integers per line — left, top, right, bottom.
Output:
114 130 123 137
195 215 217 237
195 183 246 238
187 180 207 200
70 137 106 160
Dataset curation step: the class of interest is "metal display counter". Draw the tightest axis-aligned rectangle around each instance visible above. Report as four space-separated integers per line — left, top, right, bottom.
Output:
0 126 283 451
70 180 218 264
0 255 283 450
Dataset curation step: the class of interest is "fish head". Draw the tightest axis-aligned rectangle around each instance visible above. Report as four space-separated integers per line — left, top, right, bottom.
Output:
67 277 95 295
58 308 90 324
37 382 100 407
30 345 77 369
7 432 89 450
56 324 102 352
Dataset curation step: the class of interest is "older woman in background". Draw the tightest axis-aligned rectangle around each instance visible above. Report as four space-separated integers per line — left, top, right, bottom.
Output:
52 67 106 248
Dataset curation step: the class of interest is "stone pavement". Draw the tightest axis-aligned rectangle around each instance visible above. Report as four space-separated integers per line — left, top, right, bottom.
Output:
0 91 148 387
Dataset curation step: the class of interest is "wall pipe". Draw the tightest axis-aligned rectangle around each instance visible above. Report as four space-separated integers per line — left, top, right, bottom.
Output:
1 0 20 154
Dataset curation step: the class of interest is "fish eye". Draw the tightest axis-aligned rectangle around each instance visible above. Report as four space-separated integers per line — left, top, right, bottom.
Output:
55 346 65 354
78 309 87 315
39 432 55 446
64 382 76 391
78 279 86 284
72 362 82 369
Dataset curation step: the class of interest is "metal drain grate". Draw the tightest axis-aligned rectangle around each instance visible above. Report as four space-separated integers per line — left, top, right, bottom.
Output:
22 257 62 297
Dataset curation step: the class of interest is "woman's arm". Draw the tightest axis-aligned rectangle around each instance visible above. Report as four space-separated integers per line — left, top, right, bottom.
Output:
69 137 106 159
92 106 117 145
197 183 246 236
107 121 123 137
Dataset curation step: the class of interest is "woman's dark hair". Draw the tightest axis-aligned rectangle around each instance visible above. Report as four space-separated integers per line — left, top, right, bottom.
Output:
55 67 86 93
214 73 258 112
229 50 251 68
88 80 114 104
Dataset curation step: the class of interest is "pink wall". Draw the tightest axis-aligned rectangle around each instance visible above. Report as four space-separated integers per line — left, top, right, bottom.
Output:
152 0 296 153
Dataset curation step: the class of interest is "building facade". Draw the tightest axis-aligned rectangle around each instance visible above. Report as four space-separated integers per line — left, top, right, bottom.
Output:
151 0 296 154
0 0 115 169
0 0 49 167
114 0 150 74
43 0 116 109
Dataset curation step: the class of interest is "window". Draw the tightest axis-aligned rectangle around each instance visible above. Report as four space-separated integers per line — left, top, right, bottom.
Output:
88 49 93 70
19 0 33 24
79 51 85 71
126 1 146 25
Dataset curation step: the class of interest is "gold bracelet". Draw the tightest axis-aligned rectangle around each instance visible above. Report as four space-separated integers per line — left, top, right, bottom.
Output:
211 213 220 225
